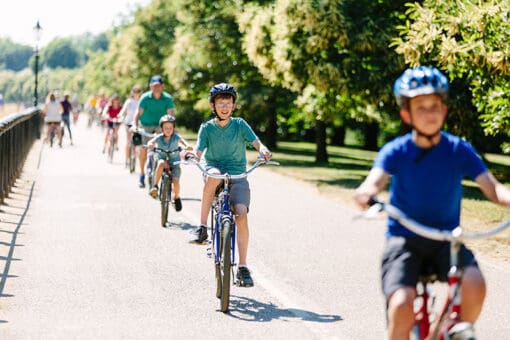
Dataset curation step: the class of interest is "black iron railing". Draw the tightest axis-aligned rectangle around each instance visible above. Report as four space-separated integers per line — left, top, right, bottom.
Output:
0 108 41 203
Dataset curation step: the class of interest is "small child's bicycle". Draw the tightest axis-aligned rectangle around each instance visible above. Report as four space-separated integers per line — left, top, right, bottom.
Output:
364 199 510 340
152 146 181 227
181 157 279 312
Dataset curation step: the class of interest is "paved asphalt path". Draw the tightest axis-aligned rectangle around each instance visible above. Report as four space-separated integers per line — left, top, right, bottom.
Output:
0 118 509 339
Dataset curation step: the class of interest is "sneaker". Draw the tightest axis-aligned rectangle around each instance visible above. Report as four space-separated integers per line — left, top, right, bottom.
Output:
139 174 145 188
191 225 208 243
149 186 158 199
237 267 254 287
174 198 182 211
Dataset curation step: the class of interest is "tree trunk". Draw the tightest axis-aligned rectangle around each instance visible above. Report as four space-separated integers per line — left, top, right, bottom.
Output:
331 125 346 146
364 122 379 151
315 119 328 163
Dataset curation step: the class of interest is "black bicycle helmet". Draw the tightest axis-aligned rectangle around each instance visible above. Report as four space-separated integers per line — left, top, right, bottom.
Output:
394 66 449 107
159 115 176 127
208 83 237 103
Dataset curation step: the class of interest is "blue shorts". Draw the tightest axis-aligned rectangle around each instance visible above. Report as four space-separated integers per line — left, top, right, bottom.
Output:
381 236 478 297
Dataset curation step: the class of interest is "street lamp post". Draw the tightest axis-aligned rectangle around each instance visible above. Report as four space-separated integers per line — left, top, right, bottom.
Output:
33 20 42 107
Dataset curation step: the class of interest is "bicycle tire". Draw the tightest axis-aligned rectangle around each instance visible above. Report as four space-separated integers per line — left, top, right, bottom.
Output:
108 137 114 163
160 175 171 227
219 219 232 312
129 144 136 173
147 155 155 192
211 208 222 298
49 129 54 147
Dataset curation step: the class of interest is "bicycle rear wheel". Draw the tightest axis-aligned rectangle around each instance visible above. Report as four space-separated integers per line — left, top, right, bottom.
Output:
219 219 232 312
160 175 171 227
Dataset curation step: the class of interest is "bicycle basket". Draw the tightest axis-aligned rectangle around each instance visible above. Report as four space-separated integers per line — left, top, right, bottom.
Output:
132 132 142 146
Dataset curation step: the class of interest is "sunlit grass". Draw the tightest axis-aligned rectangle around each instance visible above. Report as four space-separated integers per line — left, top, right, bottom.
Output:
248 140 510 259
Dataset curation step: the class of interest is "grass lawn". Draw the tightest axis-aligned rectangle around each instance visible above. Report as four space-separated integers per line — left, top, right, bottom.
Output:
247 140 510 263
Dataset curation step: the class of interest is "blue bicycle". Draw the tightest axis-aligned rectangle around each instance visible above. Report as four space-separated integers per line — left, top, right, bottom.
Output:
183 157 279 312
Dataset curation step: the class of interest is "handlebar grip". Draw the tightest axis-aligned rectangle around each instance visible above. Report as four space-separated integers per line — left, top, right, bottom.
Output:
368 197 381 207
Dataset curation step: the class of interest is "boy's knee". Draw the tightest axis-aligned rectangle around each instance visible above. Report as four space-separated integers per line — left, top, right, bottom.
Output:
234 204 248 216
387 287 415 315
462 266 486 295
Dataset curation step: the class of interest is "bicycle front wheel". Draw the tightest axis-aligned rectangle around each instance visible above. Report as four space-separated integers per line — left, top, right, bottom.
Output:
219 219 232 313
129 144 136 173
160 175 171 227
107 134 114 163
147 155 155 192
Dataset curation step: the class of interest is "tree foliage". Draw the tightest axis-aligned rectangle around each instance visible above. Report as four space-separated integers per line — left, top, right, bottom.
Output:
392 0 510 152
0 38 33 71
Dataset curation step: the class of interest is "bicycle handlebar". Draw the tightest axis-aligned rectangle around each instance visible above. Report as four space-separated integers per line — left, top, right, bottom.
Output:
153 147 181 154
177 157 280 179
365 199 510 242
133 128 157 138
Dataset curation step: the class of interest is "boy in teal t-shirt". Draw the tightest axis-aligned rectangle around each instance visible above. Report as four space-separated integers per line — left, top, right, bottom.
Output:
188 83 271 287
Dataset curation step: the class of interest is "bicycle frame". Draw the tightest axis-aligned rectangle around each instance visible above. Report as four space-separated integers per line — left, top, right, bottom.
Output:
364 200 510 340
211 175 237 283
179 157 279 312
153 147 181 227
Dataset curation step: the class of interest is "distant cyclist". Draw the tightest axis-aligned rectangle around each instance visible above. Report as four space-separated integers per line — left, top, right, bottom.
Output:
132 75 175 188
101 94 123 153
120 85 142 166
71 93 81 124
85 93 98 127
42 92 63 146
186 83 271 287
60 92 73 145
147 115 193 211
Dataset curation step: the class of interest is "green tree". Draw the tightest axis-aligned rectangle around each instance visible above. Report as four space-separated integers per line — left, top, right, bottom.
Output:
238 0 408 161
42 38 81 69
0 38 33 71
392 0 510 152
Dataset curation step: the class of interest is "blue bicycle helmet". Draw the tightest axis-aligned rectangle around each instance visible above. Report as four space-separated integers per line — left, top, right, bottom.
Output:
393 66 449 107
208 83 237 103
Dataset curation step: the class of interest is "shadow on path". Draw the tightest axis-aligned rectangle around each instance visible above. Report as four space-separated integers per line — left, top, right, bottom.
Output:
225 295 343 323
0 181 35 312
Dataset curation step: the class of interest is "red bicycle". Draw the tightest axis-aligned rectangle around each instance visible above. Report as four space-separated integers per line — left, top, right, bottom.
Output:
364 200 510 340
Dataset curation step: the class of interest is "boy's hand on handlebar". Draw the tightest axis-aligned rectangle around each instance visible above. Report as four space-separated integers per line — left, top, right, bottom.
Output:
259 147 272 161
354 192 375 210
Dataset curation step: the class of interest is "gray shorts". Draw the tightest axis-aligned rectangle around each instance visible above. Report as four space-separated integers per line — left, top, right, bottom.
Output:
381 236 478 298
229 178 251 209
141 126 159 145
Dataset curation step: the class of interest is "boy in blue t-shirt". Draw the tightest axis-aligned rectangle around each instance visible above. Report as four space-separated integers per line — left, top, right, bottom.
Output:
187 83 271 287
147 115 192 211
355 66 510 339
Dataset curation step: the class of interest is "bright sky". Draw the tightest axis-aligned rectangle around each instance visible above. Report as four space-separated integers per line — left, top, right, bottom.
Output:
0 0 152 47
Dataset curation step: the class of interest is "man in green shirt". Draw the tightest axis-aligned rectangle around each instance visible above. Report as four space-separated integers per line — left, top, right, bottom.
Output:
133 75 175 188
